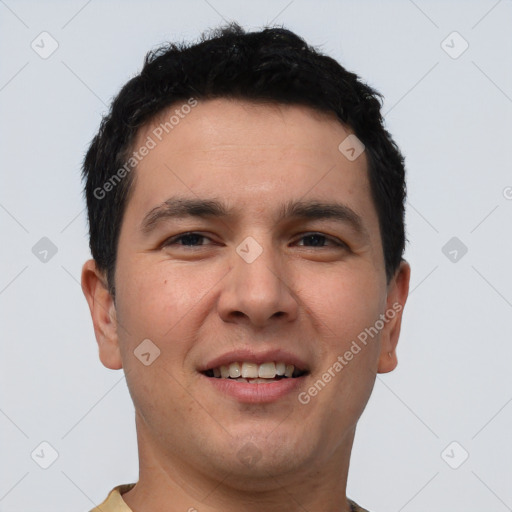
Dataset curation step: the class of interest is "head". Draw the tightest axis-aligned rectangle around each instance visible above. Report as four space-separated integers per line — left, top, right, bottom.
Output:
81 23 410 489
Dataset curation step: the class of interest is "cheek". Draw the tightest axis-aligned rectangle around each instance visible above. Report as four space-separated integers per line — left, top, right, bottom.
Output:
292 268 385 442
116 259 214 341
301 266 384 407
299 264 385 346
114 262 209 417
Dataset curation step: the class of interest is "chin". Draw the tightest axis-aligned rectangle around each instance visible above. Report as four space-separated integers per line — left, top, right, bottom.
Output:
216 453 307 491
209 431 314 484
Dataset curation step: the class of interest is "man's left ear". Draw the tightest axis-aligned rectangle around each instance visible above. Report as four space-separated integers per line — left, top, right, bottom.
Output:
377 260 411 374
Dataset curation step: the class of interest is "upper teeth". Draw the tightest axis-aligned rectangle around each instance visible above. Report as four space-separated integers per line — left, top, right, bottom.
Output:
213 361 296 379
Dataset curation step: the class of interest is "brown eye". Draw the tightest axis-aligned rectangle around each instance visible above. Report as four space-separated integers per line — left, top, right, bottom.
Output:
162 232 212 248
295 233 347 248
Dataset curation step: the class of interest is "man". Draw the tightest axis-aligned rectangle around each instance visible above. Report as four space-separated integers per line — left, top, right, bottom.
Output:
81 23 410 512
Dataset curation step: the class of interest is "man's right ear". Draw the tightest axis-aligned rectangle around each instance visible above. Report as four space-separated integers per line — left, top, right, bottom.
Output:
81 259 123 370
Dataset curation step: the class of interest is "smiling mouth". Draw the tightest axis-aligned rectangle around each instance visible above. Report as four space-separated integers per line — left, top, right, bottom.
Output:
202 361 308 383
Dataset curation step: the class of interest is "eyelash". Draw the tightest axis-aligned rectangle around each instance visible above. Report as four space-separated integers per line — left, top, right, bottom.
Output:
161 232 348 249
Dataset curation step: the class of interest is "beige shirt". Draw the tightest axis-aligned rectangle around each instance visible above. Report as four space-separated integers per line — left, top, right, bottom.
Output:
89 484 370 512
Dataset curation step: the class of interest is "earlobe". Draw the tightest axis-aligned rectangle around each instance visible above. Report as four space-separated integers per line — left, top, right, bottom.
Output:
81 259 123 370
377 260 411 374
378 350 398 374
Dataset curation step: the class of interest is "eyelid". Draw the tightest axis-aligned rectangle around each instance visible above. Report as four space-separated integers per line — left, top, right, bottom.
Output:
161 231 214 247
296 232 348 248
161 231 348 249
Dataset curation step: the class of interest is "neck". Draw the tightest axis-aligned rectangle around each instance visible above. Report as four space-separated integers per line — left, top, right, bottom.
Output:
123 414 356 512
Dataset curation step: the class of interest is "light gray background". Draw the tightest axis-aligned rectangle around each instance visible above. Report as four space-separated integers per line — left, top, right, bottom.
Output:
1 1 511 511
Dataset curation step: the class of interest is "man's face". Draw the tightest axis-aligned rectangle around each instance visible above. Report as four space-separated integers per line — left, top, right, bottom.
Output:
84 99 409 486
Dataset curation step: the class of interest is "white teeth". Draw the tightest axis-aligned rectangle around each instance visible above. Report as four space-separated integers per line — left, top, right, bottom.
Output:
258 362 276 378
229 362 241 378
241 362 259 379
275 362 286 376
248 378 274 384
209 361 302 380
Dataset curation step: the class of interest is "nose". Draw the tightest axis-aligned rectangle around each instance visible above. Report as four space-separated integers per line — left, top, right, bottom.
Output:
217 241 299 328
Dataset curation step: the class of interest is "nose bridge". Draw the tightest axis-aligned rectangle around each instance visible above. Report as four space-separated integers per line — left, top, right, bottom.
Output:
235 235 284 300
219 234 297 326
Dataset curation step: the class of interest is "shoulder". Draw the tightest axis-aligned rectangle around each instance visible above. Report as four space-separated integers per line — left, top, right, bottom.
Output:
89 484 136 512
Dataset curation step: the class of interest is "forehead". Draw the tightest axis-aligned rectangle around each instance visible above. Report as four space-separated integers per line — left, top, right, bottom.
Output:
126 98 379 238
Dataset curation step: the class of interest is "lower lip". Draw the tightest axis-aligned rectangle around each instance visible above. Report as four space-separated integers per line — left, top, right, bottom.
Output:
202 374 306 403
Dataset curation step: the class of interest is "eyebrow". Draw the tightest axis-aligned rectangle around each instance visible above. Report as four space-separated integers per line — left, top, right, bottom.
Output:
140 197 369 239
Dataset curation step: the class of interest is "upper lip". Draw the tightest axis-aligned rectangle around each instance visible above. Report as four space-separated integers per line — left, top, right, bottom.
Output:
199 348 309 373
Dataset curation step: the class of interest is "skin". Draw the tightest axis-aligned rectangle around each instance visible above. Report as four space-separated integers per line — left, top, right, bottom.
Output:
82 98 410 512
